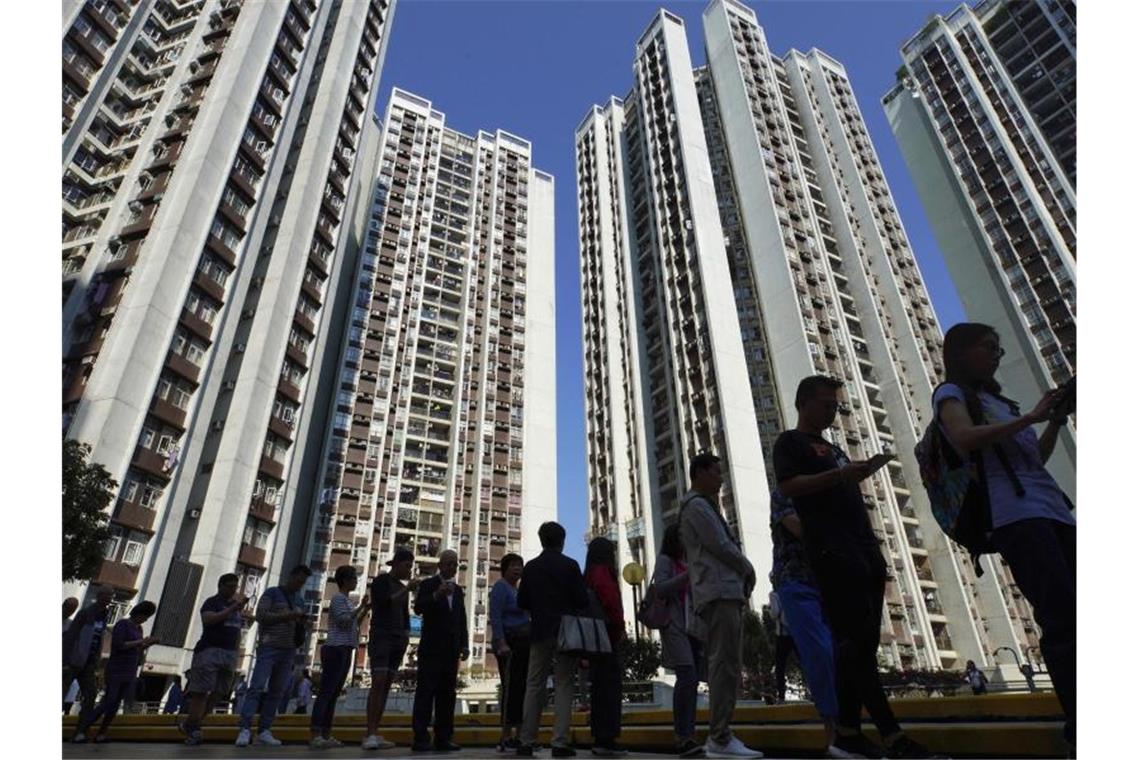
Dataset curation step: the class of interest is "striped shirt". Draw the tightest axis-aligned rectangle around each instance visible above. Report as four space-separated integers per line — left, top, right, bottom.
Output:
325 593 358 648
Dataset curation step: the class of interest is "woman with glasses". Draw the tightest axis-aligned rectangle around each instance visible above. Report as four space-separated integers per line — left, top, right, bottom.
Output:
934 322 1075 750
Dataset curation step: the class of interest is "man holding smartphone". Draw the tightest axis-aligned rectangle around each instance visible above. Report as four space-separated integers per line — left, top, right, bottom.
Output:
772 376 930 760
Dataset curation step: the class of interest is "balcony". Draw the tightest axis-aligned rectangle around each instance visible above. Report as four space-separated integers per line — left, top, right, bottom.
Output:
259 454 285 481
268 414 294 442
96 559 140 592
132 445 173 480
278 376 302 403
164 350 201 385
113 498 157 535
238 543 267 570
249 496 277 524
148 395 188 430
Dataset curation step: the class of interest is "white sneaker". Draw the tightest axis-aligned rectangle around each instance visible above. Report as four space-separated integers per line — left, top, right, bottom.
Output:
324 737 344 748
257 730 283 747
705 735 764 759
235 728 251 747
826 745 860 759
362 734 393 750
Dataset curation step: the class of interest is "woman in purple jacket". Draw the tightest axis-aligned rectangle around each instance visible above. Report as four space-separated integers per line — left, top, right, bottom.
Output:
72 601 159 743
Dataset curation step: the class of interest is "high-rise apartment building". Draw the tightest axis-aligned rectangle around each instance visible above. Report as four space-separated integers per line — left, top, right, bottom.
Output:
579 0 1043 669
297 88 557 683
61 0 397 698
882 0 1075 497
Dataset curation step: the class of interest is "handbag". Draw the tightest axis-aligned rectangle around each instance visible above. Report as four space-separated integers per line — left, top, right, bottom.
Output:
636 585 670 630
556 589 611 656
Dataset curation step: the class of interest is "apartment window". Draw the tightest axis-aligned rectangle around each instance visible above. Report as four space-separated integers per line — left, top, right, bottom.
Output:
122 539 146 567
104 526 124 560
138 481 162 508
243 517 272 548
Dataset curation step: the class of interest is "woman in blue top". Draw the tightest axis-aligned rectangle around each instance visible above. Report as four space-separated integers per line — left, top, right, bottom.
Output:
934 323 1075 748
489 553 529 752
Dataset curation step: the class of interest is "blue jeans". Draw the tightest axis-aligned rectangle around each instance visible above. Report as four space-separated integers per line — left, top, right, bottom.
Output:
239 646 295 732
777 580 838 720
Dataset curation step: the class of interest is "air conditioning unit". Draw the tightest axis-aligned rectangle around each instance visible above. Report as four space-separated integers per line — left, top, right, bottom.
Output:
252 276 265 287
234 342 247 353
211 420 225 431
222 380 236 391
189 61 200 73
241 308 255 319
188 508 201 519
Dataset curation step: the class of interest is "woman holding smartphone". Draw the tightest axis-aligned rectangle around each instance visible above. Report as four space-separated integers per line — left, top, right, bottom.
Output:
934 322 1075 749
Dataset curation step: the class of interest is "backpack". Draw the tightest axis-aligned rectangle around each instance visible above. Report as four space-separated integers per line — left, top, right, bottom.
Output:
914 383 1024 577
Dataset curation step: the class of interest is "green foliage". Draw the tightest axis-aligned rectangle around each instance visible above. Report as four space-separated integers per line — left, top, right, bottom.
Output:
879 667 965 698
621 634 663 683
741 607 804 702
62 439 116 583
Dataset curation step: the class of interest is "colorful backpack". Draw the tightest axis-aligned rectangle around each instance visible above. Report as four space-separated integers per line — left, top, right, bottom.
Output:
914 384 1023 576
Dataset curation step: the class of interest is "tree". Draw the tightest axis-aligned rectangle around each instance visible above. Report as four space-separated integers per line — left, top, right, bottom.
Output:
741 606 804 702
62 439 116 583
620 634 662 683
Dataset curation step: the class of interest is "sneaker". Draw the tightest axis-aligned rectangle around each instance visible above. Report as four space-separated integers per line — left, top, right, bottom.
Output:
592 745 628 758
883 736 933 759
517 746 536 758
436 741 463 752
70 734 88 744
412 740 435 752
323 736 344 748
185 730 203 747
311 737 331 749
679 738 706 758
704 735 764 759
832 734 884 759
257 730 283 747
235 728 252 747
826 743 863 759
553 747 578 758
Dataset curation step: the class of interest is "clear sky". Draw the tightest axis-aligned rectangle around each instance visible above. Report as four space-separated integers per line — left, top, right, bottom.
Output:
375 0 966 563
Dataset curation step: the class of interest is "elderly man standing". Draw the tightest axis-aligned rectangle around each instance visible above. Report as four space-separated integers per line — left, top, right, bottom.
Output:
412 549 469 752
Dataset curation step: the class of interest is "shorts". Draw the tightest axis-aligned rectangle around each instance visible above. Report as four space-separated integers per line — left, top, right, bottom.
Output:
368 636 408 673
186 647 238 695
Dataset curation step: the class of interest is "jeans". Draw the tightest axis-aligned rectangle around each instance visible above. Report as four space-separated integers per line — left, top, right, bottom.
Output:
519 636 576 748
777 580 838 719
673 662 699 741
814 552 900 737
310 645 353 735
77 675 136 735
702 599 744 745
992 518 1076 744
589 651 623 745
239 645 295 732
413 648 460 744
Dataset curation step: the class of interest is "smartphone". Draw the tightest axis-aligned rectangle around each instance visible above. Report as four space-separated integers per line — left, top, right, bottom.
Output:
868 451 895 470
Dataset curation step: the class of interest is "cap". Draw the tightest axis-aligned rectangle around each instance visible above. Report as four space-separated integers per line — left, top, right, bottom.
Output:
385 547 414 566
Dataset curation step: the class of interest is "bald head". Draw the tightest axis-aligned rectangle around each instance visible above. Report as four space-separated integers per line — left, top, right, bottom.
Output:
438 550 458 580
63 597 79 619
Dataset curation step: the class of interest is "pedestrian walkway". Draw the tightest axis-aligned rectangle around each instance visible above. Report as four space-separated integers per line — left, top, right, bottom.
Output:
63 692 1069 758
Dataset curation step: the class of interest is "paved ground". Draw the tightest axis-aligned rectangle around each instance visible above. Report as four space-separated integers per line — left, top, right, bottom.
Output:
61 746 694 760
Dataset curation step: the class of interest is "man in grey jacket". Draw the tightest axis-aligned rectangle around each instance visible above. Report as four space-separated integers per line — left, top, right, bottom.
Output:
679 453 763 760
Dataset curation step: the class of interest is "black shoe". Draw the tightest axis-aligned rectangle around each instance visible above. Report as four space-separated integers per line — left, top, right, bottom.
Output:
517 746 537 758
592 745 628 758
436 741 462 752
883 735 934 759
553 747 578 758
678 738 705 758
833 733 885 758
412 740 435 752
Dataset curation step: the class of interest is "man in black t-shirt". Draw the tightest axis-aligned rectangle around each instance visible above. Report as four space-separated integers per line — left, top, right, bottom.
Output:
362 547 417 751
181 573 247 746
772 376 930 760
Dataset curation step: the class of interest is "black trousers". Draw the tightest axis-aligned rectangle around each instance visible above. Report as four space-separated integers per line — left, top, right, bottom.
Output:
494 632 531 728
814 551 901 738
992 518 1076 743
413 649 459 744
588 651 623 745
774 634 796 702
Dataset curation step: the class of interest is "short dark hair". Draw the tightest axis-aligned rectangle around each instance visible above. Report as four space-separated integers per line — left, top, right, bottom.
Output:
660 523 684 561
538 521 566 549
218 573 239 588
794 375 844 410
130 601 157 619
942 322 1003 394
333 565 357 588
499 553 524 573
289 564 313 578
689 452 721 482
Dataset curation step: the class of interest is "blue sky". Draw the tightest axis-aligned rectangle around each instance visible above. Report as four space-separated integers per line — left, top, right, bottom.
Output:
375 0 966 562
